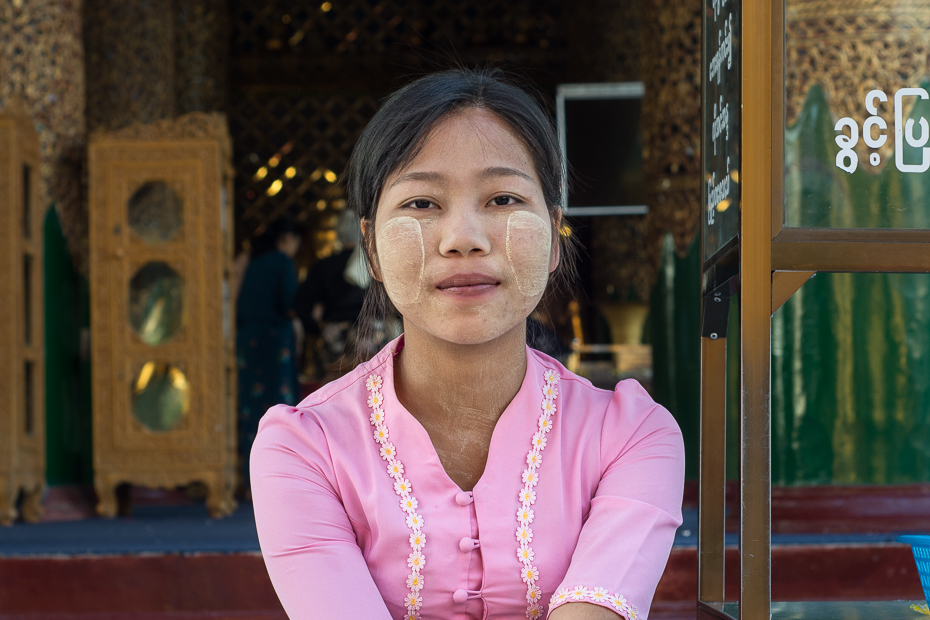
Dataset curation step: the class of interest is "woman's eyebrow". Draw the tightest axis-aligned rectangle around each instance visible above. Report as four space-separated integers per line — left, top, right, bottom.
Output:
479 166 535 183
389 167 534 189
388 171 446 188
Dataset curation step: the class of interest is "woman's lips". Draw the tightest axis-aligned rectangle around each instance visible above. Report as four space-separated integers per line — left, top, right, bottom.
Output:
435 273 501 296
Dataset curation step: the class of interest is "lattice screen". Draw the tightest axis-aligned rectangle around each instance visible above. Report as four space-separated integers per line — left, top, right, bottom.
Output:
231 0 566 57
228 92 379 249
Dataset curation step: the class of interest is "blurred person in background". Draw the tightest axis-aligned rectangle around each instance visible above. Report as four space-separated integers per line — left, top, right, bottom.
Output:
295 210 369 376
235 217 302 496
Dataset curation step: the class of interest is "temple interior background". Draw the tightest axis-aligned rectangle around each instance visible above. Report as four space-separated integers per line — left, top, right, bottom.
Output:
3 0 711 497
1 0 929 520
0 0 930 498
3 1 930 617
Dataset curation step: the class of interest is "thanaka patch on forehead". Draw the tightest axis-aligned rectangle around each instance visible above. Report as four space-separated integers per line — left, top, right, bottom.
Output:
377 216 425 306
506 211 551 297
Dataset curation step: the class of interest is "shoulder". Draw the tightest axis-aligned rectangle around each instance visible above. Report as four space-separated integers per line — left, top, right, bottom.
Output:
528 348 681 448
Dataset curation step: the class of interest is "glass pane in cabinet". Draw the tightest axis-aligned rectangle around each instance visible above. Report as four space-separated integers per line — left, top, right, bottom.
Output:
131 361 190 432
128 181 183 242
129 261 184 346
785 0 930 229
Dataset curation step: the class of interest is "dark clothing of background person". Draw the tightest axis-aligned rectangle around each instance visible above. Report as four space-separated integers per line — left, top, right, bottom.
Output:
236 249 298 490
295 248 366 335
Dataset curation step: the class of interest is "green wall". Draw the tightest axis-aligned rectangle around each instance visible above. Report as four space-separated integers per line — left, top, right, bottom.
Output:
650 233 701 480
44 208 93 485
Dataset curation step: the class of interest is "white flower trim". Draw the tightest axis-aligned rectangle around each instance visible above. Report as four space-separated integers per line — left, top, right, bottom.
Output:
367 374 426 620
516 369 560 619
550 585 640 619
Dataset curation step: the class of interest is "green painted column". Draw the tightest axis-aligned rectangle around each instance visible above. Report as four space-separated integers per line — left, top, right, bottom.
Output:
44 208 92 485
650 233 701 479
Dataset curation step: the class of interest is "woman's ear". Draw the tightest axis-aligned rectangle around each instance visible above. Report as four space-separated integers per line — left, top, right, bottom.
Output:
548 209 562 274
360 217 382 281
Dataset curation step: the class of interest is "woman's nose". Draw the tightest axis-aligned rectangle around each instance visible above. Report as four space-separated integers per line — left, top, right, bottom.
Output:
437 206 491 257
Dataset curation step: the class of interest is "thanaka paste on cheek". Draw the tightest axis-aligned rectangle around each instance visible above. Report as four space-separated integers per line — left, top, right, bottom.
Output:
506 211 551 297
377 216 425 306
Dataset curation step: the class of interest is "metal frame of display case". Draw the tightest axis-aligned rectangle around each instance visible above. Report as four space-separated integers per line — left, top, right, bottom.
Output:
699 0 926 618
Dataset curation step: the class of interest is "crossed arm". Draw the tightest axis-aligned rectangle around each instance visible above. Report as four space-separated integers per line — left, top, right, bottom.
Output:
550 602 623 620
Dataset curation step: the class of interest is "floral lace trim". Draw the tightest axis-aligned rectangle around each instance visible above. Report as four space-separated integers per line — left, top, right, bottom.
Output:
550 585 640 619
366 374 426 620
517 369 560 619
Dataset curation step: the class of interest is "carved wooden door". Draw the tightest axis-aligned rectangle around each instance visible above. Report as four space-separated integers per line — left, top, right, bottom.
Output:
88 115 235 518
0 104 44 525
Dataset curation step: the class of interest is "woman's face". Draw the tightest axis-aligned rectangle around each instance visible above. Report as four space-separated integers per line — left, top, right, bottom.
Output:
370 107 559 346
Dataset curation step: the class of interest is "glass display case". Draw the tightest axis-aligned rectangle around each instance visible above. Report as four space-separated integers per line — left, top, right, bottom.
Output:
0 102 44 525
88 113 237 518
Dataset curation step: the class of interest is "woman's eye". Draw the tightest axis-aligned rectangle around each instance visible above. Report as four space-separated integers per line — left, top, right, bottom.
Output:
407 199 433 209
490 195 518 206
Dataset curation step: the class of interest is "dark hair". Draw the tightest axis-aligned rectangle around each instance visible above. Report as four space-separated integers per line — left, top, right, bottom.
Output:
250 217 300 259
346 67 577 355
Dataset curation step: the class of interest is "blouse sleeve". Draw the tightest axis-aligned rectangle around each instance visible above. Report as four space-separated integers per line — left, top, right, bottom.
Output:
250 405 393 619
548 381 685 620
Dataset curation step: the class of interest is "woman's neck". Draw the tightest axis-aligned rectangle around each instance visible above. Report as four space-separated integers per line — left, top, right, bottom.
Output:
394 322 528 429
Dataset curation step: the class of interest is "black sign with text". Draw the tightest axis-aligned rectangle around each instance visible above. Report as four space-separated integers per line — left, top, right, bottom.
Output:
702 0 741 265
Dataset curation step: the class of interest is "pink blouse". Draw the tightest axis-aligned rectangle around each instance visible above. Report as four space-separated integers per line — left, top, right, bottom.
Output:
251 338 684 620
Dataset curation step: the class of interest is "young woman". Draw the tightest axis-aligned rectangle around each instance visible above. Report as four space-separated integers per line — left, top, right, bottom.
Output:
251 69 684 620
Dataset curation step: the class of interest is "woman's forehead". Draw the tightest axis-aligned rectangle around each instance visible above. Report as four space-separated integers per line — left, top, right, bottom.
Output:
388 108 538 186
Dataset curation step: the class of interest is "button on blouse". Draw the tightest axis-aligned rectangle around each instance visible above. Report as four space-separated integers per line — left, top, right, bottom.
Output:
251 337 685 620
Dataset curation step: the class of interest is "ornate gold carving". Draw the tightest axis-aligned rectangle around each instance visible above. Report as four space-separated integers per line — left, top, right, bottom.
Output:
786 0 930 165
83 0 175 133
0 0 86 273
641 0 703 283
89 114 236 519
0 108 45 525
175 0 230 115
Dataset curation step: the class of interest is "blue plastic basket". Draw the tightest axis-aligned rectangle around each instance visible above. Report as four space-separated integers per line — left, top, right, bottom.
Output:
898 535 930 605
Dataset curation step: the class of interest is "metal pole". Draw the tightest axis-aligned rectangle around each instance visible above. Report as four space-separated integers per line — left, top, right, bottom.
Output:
740 0 773 616
699 334 728 603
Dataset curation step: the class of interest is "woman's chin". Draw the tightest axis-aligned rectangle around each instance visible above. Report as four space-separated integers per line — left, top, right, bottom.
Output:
406 318 525 348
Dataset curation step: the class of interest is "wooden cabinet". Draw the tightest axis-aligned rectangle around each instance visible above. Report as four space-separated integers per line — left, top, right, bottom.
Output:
88 113 236 518
0 103 45 526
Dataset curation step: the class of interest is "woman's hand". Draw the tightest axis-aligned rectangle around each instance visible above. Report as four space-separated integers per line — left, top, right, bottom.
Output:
549 602 623 620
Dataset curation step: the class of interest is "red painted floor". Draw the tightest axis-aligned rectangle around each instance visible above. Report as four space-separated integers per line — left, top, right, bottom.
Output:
0 544 924 619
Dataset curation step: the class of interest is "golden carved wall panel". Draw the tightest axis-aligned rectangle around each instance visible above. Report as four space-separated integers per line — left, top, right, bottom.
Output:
0 0 86 273
786 0 930 166
175 0 230 115
562 0 702 303
641 0 702 268
0 104 45 525
83 0 175 133
89 113 236 518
